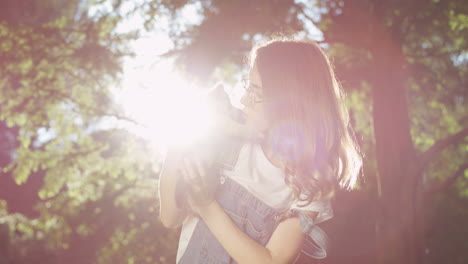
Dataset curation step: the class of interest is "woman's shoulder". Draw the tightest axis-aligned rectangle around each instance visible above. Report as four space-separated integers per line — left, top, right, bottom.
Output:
289 198 334 224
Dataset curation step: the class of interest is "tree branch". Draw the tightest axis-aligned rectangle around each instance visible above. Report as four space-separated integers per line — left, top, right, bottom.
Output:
52 86 142 127
419 127 468 172
294 2 319 25
425 162 468 195
294 3 342 45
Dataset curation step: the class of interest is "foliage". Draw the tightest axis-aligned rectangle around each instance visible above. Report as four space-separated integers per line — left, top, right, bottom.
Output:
0 0 467 263
0 1 176 263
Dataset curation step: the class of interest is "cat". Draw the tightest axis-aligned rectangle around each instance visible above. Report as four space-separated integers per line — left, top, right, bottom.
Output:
174 83 257 214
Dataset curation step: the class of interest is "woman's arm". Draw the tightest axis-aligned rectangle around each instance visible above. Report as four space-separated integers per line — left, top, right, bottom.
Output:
198 200 306 264
158 148 187 228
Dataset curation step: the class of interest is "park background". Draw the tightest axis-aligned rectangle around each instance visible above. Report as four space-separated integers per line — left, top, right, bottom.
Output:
0 0 467 263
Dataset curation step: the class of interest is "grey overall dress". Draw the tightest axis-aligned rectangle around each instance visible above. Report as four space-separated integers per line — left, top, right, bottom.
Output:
177 148 329 263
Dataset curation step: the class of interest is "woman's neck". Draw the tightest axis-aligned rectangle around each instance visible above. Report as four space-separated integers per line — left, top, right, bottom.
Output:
259 137 285 170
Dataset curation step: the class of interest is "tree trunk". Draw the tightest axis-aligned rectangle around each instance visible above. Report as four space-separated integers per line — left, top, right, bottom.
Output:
370 30 423 264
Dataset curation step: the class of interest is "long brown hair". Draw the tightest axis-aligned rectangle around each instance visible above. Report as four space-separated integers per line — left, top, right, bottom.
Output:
250 38 362 206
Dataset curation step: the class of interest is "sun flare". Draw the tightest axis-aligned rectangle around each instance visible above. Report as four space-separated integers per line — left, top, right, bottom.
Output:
115 60 217 149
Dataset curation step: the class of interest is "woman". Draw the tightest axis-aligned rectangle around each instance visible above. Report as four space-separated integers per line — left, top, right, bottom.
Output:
159 38 362 264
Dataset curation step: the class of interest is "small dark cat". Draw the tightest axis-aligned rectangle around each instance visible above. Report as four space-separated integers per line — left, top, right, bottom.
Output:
174 83 252 213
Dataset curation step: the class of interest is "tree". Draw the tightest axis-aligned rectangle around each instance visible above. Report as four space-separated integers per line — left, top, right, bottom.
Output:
312 1 468 263
0 1 177 263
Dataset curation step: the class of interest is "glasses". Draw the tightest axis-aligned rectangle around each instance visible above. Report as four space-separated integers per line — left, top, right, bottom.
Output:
241 78 263 106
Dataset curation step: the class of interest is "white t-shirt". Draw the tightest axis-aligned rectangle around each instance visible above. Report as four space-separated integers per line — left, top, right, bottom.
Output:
176 143 333 263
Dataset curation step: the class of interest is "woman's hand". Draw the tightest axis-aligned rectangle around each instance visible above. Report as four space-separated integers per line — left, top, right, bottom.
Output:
179 157 218 215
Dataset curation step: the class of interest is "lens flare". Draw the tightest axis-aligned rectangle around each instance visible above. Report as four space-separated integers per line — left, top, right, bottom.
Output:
115 65 215 149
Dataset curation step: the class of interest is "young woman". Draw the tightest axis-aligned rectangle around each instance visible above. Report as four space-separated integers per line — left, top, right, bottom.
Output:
159 38 362 264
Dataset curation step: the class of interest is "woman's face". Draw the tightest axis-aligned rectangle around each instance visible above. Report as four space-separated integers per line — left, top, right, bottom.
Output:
241 62 269 133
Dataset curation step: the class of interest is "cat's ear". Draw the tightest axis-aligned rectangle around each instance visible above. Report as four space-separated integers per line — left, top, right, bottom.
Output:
209 83 228 102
